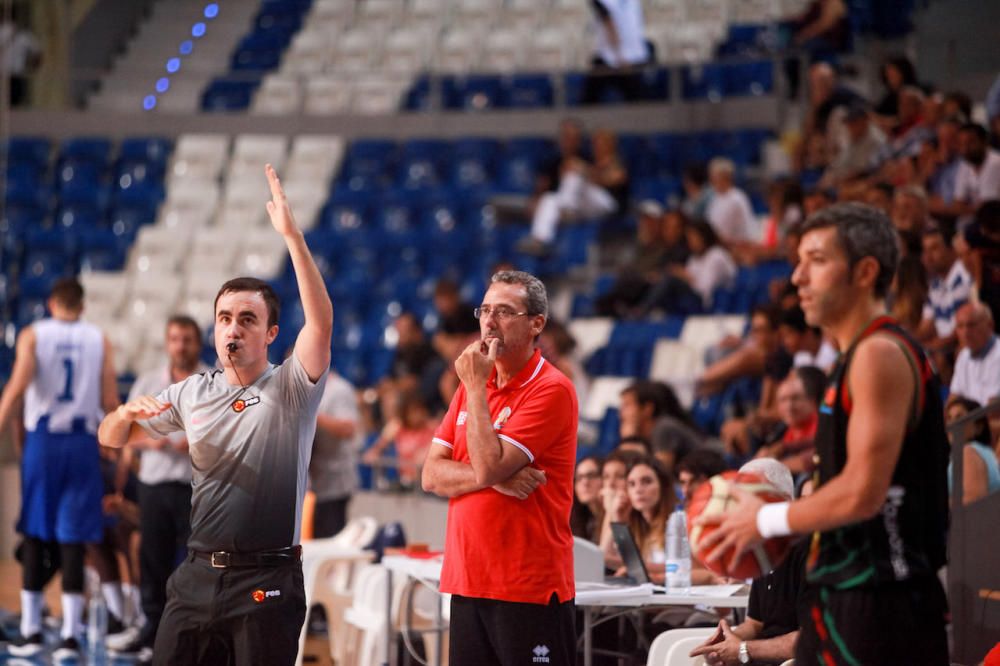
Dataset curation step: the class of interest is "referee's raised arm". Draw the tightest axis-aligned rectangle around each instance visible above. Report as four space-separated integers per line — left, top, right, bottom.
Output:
264 163 332 382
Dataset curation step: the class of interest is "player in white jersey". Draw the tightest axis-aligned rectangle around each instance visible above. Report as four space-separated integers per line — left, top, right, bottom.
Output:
0 277 119 660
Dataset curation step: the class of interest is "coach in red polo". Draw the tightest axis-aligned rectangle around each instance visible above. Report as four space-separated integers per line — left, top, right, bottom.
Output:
422 270 578 666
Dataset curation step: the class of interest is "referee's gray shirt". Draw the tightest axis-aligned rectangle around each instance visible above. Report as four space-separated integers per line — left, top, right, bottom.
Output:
129 362 212 486
138 354 326 552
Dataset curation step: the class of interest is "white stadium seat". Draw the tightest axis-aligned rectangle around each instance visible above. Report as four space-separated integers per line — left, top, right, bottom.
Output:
304 76 354 115
581 376 634 422
251 75 303 115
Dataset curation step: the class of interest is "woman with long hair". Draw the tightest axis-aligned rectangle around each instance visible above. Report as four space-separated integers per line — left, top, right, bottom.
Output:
570 455 605 543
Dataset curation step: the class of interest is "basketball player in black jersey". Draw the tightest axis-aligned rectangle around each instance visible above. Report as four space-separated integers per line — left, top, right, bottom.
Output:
700 203 950 665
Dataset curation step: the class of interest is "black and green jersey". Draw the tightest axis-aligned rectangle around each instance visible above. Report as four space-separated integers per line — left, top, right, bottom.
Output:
807 316 949 589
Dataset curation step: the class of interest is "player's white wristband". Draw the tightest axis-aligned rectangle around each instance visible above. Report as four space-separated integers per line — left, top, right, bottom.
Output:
756 502 791 538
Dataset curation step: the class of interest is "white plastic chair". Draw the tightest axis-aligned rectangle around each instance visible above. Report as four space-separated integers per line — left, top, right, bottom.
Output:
647 628 715 665
171 133 230 181
433 27 484 73
574 537 604 583
251 75 303 115
342 564 392 666
356 0 405 29
453 0 502 23
529 27 573 71
566 317 615 364
382 27 436 74
352 79 406 115
333 29 380 73
310 0 354 24
481 28 524 73
581 376 635 422
286 134 345 184
305 76 354 115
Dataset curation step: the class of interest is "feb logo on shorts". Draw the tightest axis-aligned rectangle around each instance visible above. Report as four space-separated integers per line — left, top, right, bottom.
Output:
252 589 281 603
232 396 261 413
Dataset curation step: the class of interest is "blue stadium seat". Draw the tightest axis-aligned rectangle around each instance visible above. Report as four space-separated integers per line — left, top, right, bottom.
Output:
563 72 586 107
716 24 771 58
114 159 166 204
723 61 774 97
397 139 450 190
16 296 48 327
648 133 684 179
119 137 173 167
639 66 670 101
496 137 555 194
60 138 112 165
201 77 261 111
450 138 500 191
596 408 621 455
55 160 104 199
402 75 432 112
506 74 554 109
54 202 104 231
78 229 127 272
3 137 51 168
108 200 156 238
338 140 397 191
443 75 505 111
1 200 46 234
681 63 725 100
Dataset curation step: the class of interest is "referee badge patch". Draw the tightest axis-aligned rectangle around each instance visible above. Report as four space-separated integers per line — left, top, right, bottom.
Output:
232 396 261 413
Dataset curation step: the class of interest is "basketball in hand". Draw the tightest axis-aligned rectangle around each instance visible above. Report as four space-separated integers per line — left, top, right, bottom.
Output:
686 471 793 579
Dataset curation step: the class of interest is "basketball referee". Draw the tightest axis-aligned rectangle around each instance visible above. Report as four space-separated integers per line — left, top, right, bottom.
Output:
98 164 332 666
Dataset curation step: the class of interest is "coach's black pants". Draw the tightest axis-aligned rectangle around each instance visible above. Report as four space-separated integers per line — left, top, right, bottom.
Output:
795 576 949 665
450 593 576 666
153 554 305 666
138 481 191 647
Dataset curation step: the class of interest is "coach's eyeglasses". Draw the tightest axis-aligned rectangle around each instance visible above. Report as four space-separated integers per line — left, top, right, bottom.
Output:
474 306 531 321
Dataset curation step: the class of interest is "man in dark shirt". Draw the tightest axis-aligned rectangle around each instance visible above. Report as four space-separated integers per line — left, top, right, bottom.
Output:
691 458 806 666
966 200 1000 330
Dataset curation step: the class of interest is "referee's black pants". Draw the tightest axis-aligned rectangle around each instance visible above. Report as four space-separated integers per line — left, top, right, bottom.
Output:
450 593 576 666
152 554 305 666
138 481 191 647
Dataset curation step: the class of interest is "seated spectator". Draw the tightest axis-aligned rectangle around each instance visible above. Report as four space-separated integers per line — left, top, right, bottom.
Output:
927 115 966 222
520 127 628 253
891 185 932 254
676 449 728 504
698 305 782 399
601 455 675 582
890 253 929 335
706 158 755 244
616 435 652 456
539 318 590 410
937 123 1000 223
618 381 703 471
639 219 737 315
754 367 825 475
682 163 713 220
571 455 605 543
942 90 973 122
431 278 479 362
582 0 649 104
945 396 1000 505
918 226 973 361
820 103 886 188
873 55 919 124
790 0 849 53
386 312 445 413
690 458 807 666
798 63 863 171
777 305 838 372
594 201 681 317
733 180 803 265
363 392 436 488
598 449 642 569
951 302 1000 406
862 181 895 213
964 200 1000 325
878 86 935 163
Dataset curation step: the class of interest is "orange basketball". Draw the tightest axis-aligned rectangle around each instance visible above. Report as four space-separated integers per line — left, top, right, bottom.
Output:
686 470 793 580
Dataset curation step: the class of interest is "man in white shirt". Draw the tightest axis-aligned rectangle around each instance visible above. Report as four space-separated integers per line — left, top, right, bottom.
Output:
951 303 1000 406
919 227 972 354
953 124 1000 218
706 157 755 244
582 0 648 103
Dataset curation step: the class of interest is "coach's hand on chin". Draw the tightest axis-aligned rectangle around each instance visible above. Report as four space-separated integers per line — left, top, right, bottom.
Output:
455 338 498 388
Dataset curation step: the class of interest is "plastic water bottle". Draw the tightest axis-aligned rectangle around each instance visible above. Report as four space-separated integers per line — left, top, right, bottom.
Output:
88 594 108 663
665 507 692 592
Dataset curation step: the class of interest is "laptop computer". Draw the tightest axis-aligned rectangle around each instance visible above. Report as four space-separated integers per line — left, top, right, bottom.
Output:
606 522 652 586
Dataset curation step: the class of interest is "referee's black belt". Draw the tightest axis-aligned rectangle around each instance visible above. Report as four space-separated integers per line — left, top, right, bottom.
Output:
193 545 302 569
